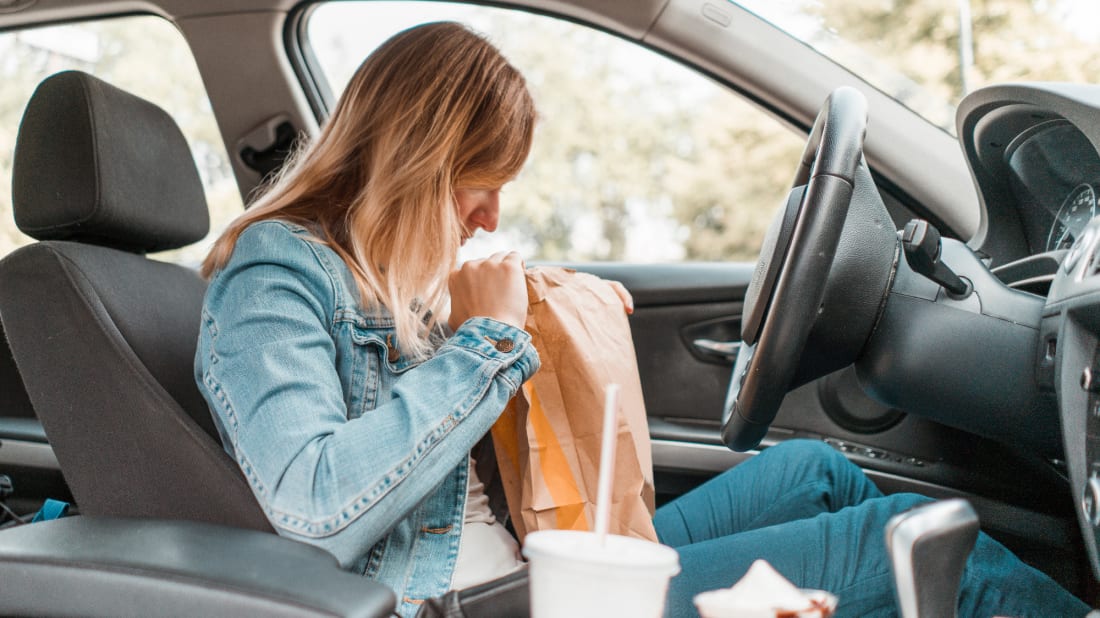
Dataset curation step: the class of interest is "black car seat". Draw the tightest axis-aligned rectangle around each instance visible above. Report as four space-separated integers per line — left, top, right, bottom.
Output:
0 71 270 531
0 327 35 422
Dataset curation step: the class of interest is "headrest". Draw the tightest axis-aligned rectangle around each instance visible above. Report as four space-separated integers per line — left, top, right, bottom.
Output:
12 71 209 253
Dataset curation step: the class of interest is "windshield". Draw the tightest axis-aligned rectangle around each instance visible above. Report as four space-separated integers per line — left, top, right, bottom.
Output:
736 0 1100 135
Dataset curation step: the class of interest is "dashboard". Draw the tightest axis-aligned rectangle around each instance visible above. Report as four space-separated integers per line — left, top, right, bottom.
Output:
958 84 1100 271
956 83 1100 580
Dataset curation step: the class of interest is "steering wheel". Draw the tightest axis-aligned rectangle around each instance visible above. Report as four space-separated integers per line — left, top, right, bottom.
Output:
721 87 869 451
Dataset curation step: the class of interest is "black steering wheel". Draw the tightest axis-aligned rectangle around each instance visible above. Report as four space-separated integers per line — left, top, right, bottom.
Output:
721 87 869 451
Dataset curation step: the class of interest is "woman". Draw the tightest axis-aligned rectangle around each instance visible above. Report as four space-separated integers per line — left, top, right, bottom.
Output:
195 22 1089 617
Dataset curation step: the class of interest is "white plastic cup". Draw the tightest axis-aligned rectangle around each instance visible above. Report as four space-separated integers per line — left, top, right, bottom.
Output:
522 529 681 618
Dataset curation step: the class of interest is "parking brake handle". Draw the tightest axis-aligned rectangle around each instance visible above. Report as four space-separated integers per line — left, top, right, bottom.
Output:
885 498 979 618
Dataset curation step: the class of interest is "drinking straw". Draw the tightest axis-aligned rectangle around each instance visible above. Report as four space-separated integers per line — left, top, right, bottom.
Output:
595 383 621 545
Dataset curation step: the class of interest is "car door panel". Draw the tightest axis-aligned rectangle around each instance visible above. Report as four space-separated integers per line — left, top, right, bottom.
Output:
559 262 748 425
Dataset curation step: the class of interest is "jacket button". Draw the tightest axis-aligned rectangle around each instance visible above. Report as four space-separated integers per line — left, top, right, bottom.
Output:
495 338 515 353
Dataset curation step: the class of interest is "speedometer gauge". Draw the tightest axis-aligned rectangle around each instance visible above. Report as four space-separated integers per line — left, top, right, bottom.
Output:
1047 184 1098 251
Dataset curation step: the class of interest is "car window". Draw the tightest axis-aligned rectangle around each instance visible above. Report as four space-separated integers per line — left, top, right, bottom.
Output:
0 15 242 267
306 1 805 263
736 0 1100 135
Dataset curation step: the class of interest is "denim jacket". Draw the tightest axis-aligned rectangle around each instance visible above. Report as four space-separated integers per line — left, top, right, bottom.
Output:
194 220 539 616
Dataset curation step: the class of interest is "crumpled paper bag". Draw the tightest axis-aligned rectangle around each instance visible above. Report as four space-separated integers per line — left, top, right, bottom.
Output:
491 266 657 542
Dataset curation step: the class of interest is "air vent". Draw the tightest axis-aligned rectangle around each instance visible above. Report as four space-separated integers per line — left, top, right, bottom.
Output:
1008 275 1054 296
991 250 1066 297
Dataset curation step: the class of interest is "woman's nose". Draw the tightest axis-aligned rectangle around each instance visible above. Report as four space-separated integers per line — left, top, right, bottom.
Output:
470 191 500 233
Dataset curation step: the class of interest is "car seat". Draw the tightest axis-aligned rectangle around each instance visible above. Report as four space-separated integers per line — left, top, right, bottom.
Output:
0 327 34 423
0 71 270 531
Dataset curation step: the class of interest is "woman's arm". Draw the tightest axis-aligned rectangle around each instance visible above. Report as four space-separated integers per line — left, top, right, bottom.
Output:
196 221 538 566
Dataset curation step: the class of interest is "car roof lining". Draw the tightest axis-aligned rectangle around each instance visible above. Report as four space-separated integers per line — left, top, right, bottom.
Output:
0 0 668 31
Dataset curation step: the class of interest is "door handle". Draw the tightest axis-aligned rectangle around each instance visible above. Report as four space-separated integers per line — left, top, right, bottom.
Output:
691 338 740 362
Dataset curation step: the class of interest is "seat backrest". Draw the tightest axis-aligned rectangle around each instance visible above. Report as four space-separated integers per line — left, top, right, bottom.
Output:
0 323 35 420
0 71 271 531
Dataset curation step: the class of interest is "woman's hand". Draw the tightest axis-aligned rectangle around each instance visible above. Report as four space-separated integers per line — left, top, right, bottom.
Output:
606 280 634 315
448 251 528 331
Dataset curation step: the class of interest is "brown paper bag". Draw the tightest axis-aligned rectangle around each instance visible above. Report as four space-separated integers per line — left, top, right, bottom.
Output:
490 266 657 543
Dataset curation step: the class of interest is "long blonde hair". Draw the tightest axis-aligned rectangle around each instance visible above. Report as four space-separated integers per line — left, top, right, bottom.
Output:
203 22 536 358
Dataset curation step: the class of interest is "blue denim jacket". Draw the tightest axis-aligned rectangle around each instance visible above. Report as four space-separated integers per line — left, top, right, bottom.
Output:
194 220 539 615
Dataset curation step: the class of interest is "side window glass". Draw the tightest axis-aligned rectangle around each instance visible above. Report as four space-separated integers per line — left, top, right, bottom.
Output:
0 16 243 266
306 2 804 262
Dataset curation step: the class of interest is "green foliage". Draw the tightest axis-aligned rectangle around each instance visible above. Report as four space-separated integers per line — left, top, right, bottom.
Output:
805 0 1100 133
475 11 805 262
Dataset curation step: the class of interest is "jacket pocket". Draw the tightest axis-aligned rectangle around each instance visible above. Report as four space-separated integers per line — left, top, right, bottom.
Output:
350 326 427 374
346 325 428 418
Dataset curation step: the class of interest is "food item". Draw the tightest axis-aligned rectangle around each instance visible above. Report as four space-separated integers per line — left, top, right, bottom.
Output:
693 560 837 618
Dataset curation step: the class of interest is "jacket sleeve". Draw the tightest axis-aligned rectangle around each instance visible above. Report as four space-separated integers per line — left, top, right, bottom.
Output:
195 221 539 566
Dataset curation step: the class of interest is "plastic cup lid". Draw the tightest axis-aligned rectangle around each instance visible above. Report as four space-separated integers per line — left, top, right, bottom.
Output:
522 529 680 575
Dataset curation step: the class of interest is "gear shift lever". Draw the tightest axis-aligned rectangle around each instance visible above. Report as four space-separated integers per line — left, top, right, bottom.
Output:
885 499 979 618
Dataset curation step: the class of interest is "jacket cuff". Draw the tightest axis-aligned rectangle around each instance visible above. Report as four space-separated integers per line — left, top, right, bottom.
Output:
446 317 539 387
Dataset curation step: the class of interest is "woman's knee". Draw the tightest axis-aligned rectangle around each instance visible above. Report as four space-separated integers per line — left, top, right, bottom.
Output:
714 440 876 505
874 492 935 519
765 439 851 473
780 438 839 457
764 440 887 507
714 439 842 489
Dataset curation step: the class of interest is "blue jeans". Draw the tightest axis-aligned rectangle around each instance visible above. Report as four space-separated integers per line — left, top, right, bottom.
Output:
653 440 1090 617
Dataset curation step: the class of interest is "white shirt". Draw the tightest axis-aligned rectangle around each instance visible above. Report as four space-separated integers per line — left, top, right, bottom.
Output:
451 456 526 590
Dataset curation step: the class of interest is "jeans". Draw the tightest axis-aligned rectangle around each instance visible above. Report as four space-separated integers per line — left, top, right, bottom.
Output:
653 440 1090 618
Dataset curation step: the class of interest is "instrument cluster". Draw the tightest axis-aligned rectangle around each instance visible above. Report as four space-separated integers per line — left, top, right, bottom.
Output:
1005 121 1100 256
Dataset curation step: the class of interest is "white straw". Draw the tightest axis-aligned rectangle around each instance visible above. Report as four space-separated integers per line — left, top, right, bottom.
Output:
595 383 621 544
